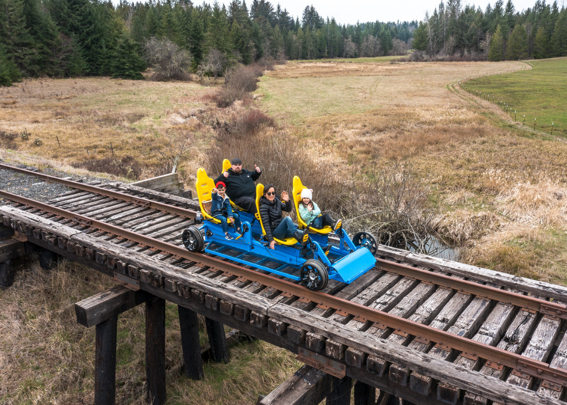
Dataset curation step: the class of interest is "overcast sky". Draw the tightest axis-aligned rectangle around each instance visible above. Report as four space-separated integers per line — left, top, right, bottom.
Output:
207 0 566 25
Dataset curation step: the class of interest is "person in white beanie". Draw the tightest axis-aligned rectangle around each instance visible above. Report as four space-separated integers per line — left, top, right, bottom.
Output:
298 188 341 231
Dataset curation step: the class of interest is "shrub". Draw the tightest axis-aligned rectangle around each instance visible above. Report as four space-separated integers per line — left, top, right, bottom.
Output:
72 156 142 179
212 64 263 108
206 112 436 251
144 38 192 81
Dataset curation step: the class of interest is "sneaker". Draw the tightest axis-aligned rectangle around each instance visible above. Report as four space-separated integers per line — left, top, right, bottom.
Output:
225 233 233 240
334 219 342 231
236 227 242 234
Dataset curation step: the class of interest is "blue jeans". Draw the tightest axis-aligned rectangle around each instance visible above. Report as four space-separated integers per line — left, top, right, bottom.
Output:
214 213 241 233
272 217 298 240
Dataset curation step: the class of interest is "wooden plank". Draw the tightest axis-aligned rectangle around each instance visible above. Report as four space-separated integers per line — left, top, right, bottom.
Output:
0 237 26 263
347 280 438 374
409 295 494 395
536 330 567 400
178 305 204 380
329 277 427 365
492 315 562 405
146 296 166 405
436 301 517 404
377 245 567 302
132 173 180 190
258 365 338 405
0 260 16 288
95 316 117 405
75 285 151 328
114 182 196 208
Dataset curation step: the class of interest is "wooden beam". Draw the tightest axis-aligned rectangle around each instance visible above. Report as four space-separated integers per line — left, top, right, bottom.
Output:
178 305 204 380
95 316 117 405
146 297 166 405
326 376 352 405
0 260 15 288
75 285 151 328
0 238 25 263
38 248 59 270
205 317 230 363
354 381 375 405
258 365 338 405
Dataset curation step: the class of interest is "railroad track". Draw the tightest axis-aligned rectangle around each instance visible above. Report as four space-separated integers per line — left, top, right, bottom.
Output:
2 162 567 404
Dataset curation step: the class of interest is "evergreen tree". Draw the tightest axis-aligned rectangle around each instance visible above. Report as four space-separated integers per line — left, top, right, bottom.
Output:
189 9 204 69
412 21 428 50
551 9 567 56
506 23 528 59
111 34 146 80
0 0 37 76
489 24 505 60
533 26 548 58
0 44 21 86
380 27 393 55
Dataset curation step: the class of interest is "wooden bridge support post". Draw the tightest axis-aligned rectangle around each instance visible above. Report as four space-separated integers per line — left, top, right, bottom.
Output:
38 248 59 270
354 381 375 405
0 260 16 288
326 376 352 405
205 317 230 363
95 316 118 405
178 305 204 379
146 296 166 405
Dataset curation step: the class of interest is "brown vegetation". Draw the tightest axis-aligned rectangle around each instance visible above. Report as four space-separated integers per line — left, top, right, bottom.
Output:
72 155 143 179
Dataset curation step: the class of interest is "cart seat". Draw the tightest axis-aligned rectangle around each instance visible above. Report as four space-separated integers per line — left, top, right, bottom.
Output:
195 168 221 224
255 183 298 246
292 176 333 234
221 159 249 212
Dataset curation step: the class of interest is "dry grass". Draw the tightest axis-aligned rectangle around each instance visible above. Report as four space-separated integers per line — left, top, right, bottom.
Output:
0 77 216 182
258 60 567 278
0 259 302 404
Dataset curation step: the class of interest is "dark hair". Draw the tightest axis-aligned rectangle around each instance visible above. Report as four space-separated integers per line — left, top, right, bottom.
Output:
264 184 276 196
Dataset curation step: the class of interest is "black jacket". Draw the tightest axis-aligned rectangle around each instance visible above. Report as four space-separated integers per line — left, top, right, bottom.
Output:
215 168 261 201
259 196 292 242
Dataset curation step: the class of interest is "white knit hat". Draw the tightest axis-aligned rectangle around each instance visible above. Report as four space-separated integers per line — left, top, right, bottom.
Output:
301 189 312 200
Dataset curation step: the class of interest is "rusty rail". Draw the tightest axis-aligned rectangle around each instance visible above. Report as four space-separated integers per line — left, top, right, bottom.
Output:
0 163 197 220
2 188 567 387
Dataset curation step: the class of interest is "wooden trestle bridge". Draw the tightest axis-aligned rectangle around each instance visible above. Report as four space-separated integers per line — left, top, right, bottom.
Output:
1 162 567 405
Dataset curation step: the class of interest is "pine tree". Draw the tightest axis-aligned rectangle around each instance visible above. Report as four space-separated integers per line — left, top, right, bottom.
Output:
22 0 61 76
412 21 428 51
0 44 21 86
64 35 87 76
0 0 37 76
551 9 567 57
111 34 146 80
380 27 393 55
533 26 548 58
208 2 230 53
488 24 504 60
506 23 528 59
189 9 204 69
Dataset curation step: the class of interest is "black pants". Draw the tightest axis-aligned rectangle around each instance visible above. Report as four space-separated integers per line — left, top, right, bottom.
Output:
233 195 257 214
312 214 334 229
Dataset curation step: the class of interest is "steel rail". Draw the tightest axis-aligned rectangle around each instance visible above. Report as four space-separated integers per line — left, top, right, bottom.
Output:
5 162 567 319
375 258 567 320
2 190 567 387
0 162 197 220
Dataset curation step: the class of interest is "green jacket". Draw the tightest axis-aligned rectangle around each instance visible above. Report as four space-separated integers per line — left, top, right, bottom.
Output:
298 202 321 225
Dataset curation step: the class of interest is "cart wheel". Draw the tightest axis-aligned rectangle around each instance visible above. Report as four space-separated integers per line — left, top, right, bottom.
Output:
300 259 328 290
353 232 378 255
182 226 204 252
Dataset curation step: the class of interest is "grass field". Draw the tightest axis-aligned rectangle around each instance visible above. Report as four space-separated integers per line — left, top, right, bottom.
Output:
258 58 567 285
466 58 567 136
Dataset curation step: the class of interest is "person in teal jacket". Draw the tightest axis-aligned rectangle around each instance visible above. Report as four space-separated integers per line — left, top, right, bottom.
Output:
298 189 341 230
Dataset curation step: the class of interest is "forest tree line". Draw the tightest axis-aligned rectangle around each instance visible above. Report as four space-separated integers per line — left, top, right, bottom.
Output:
0 0 416 85
412 0 567 60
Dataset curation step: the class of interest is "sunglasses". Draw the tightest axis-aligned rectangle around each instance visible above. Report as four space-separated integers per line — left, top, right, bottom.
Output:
266 191 276 196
